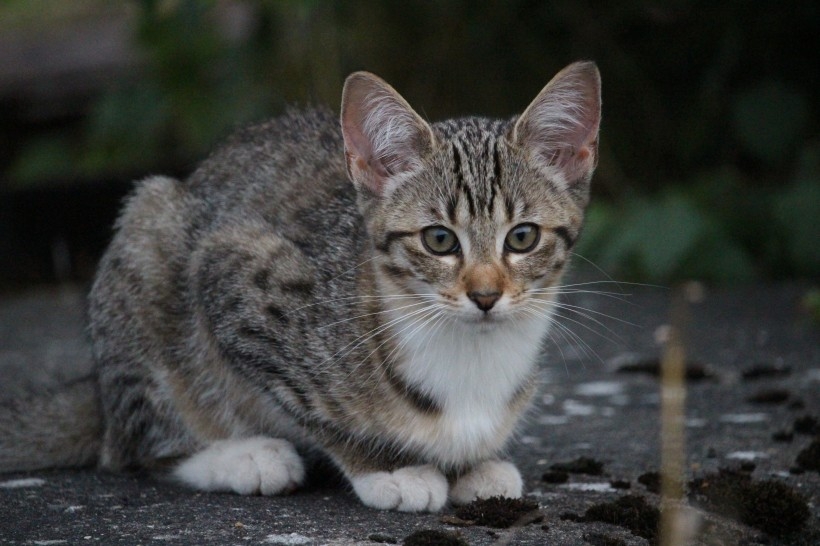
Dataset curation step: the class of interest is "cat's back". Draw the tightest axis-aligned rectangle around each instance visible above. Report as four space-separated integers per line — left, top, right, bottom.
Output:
185 106 352 229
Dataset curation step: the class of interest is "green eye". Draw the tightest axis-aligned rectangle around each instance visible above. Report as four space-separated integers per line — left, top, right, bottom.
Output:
505 223 540 253
421 226 460 255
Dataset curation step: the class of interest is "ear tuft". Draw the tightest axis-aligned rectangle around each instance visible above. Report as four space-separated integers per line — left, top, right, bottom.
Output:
341 72 434 197
513 61 602 191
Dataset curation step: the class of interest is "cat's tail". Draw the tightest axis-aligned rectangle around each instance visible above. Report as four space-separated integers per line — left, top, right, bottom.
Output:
0 377 102 472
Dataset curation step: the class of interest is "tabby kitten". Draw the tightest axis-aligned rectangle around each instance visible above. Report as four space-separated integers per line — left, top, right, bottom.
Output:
0 62 601 512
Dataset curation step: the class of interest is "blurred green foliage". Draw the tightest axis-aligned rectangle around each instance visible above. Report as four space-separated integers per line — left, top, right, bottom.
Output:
4 0 819 283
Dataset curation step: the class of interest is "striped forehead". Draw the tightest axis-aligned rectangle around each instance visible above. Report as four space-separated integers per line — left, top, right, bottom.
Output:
433 118 514 225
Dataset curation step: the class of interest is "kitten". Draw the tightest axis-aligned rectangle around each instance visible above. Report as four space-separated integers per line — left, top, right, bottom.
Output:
0 61 601 512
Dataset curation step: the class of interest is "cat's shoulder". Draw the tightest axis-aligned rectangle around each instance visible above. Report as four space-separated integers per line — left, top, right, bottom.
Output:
222 105 341 153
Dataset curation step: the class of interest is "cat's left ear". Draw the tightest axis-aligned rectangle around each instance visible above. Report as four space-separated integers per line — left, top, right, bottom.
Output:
341 72 435 198
512 61 601 198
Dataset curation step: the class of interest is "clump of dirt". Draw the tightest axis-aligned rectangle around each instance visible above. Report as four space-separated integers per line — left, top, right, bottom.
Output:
772 429 794 442
610 479 631 490
746 389 790 404
541 470 569 484
788 398 806 410
574 495 660 545
616 358 714 381
548 456 605 476
637 471 661 494
689 468 810 537
795 437 820 472
737 461 756 473
454 496 541 529
402 529 467 546
741 363 791 380
793 415 820 435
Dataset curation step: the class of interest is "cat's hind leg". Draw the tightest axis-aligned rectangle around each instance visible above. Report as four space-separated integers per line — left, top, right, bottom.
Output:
173 437 305 495
449 460 523 505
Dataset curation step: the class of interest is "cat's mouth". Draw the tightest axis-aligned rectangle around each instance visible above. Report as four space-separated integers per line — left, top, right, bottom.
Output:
460 309 508 327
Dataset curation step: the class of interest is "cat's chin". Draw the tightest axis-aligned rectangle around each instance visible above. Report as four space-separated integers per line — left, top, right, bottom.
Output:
460 312 509 332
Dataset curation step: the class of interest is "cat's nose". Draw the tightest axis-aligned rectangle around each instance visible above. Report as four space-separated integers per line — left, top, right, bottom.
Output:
468 291 501 312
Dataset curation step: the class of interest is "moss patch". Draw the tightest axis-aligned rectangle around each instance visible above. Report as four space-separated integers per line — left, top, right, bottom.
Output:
795 437 820 472
637 471 661 494
577 495 659 545
454 496 540 529
402 530 467 546
548 456 605 476
689 468 810 537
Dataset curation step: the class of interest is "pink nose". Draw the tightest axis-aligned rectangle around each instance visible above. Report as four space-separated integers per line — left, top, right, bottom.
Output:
468 291 500 312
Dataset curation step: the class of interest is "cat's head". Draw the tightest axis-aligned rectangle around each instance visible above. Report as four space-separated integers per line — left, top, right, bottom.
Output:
340 62 601 324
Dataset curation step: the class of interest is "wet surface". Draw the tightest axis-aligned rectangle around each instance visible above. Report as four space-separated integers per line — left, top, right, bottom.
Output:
1 281 819 544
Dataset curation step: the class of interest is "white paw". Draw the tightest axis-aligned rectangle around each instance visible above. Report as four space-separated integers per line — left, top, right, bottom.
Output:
450 460 523 505
173 437 304 496
350 464 448 512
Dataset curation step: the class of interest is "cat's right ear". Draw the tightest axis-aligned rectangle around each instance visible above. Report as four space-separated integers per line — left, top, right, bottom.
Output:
512 61 601 200
341 72 435 197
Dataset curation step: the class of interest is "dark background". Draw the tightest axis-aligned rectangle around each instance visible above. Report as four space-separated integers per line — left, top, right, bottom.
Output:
1 0 819 289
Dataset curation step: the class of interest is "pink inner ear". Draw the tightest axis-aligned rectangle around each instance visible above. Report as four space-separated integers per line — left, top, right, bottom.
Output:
575 146 591 163
341 72 435 197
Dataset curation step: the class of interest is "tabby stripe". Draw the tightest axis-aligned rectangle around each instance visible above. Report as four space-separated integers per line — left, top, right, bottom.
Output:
446 195 458 224
553 226 575 249
460 181 476 217
376 230 415 253
381 263 413 280
369 322 441 415
504 195 516 222
384 362 441 415
488 139 501 213
451 142 463 184
231 329 313 411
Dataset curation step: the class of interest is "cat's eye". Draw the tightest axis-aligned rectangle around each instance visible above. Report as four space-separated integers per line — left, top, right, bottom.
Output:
421 226 460 255
504 223 540 253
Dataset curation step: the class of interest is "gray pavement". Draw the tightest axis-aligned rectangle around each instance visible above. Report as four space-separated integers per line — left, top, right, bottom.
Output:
1 280 818 545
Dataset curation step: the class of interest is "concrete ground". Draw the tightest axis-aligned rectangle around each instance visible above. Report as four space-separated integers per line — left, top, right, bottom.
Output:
1 279 818 545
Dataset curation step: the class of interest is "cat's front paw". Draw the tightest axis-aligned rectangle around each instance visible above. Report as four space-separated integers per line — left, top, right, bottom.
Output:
173 437 304 496
350 464 448 512
450 460 523 505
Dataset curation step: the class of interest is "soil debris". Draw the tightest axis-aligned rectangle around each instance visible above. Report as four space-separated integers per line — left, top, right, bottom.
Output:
402 529 467 546
454 496 540 529
793 415 820 435
689 468 810 537
541 470 569 484
745 389 790 404
741 363 791 380
772 430 794 442
795 437 820 472
576 495 659 545
616 358 714 381
610 479 631 490
548 456 605 476
637 471 661 494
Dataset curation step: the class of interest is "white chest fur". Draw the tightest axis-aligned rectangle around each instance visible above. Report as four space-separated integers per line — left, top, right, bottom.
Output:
392 312 552 466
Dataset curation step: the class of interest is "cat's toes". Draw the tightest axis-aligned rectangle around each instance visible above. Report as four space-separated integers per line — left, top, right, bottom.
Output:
173 437 304 496
450 460 523 505
350 464 448 512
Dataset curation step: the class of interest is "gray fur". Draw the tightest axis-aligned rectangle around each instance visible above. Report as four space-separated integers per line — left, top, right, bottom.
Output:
0 63 601 498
